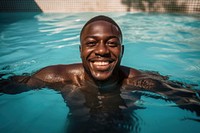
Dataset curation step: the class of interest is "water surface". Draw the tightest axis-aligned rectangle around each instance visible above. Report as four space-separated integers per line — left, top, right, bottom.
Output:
0 12 200 133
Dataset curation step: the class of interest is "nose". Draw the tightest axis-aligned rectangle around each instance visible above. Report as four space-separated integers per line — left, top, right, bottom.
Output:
95 41 110 57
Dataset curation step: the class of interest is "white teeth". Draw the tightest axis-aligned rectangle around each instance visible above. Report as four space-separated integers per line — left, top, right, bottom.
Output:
93 61 109 66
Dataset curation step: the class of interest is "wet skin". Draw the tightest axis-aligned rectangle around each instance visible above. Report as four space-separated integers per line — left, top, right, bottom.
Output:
0 19 199 110
1 17 200 132
80 21 123 83
26 20 142 90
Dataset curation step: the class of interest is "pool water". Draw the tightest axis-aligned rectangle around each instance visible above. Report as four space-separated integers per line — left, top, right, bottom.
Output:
0 12 200 133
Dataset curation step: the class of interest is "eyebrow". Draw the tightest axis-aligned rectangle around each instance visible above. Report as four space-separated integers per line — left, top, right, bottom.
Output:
83 35 120 40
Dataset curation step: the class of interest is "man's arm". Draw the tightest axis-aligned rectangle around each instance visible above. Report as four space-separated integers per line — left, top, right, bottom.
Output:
0 64 78 94
0 65 58 94
0 76 45 94
125 71 200 116
159 81 200 116
0 75 46 94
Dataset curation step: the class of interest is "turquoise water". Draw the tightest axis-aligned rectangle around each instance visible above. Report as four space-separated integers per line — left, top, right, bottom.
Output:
0 13 200 133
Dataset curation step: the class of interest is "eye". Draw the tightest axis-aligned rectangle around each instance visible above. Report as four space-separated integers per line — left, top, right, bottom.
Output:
107 41 119 47
86 41 97 47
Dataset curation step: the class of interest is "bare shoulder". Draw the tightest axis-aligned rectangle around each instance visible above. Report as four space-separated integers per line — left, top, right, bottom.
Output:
120 65 142 78
33 63 84 83
120 66 167 80
120 66 169 90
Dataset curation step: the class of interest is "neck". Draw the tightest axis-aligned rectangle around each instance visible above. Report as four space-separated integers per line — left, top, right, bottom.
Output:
84 72 121 92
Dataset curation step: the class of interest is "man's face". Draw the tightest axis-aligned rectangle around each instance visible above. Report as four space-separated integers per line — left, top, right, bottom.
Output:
80 20 123 81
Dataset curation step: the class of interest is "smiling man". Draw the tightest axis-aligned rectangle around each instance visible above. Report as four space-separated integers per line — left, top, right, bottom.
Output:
1 15 200 133
21 15 142 90
80 16 125 86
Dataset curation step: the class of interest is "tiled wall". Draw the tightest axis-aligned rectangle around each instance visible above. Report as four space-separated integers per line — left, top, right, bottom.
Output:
122 0 200 13
0 0 42 12
0 0 200 13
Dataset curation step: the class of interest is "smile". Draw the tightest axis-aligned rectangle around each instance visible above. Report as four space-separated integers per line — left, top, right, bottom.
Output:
89 59 115 71
93 61 109 66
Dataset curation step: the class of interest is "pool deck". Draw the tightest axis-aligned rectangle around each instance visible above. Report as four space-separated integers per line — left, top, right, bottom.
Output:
0 0 200 14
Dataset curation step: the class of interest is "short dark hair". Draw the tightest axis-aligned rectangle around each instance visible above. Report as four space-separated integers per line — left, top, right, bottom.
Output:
80 15 122 41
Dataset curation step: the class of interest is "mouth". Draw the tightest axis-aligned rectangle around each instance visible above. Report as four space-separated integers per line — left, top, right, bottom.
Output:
93 61 111 65
89 59 115 71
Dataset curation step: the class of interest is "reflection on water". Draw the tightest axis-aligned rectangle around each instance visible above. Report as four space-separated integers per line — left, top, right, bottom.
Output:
61 85 141 133
57 78 200 133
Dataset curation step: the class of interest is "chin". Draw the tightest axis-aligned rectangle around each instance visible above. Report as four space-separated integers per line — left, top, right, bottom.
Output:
83 59 121 82
92 75 110 81
90 71 114 82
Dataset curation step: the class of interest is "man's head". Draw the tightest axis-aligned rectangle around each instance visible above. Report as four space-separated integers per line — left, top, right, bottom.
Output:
80 15 124 82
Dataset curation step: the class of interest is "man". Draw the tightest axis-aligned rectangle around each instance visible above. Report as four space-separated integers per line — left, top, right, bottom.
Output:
0 15 200 133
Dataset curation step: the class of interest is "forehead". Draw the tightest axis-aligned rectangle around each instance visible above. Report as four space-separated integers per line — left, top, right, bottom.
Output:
81 20 121 39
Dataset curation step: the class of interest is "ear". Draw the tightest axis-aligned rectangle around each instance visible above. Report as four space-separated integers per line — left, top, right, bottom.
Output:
79 45 82 58
79 45 81 52
121 45 124 56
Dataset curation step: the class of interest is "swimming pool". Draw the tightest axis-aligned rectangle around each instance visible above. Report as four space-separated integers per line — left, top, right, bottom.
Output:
0 12 200 133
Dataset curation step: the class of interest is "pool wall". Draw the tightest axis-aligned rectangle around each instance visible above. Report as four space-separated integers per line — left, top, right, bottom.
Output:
0 0 200 14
